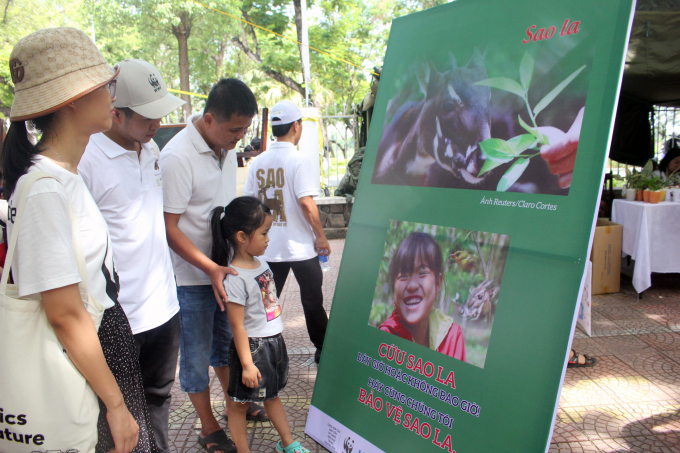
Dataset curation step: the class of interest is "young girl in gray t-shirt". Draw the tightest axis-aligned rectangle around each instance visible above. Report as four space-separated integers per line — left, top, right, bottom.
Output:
210 196 310 453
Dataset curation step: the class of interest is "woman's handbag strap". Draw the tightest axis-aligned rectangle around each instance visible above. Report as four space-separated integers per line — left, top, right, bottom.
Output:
0 172 89 297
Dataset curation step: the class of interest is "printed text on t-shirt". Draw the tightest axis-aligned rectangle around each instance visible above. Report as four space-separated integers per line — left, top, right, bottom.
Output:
256 168 287 225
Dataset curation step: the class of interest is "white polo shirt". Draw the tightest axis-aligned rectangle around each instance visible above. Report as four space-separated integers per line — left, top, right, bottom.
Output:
160 114 237 286
79 133 179 334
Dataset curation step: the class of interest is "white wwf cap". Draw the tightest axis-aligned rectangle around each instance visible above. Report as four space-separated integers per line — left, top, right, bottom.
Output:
114 59 185 119
270 100 302 125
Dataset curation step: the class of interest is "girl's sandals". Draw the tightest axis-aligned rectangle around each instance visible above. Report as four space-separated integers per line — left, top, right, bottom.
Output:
568 349 597 368
276 441 310 453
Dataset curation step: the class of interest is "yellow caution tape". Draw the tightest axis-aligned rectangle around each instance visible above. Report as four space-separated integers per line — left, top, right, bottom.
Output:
167 88 208 99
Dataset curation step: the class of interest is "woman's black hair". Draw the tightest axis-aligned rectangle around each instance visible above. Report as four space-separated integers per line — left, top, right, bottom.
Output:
1 114 56 197
388 232 443 290
659 147 680 174
210 196 272 266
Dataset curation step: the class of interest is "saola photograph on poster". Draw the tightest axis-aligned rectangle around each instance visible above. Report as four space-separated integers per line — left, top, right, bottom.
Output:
372 22 592 195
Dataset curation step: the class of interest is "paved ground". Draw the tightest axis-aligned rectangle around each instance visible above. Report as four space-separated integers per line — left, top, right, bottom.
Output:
168 239 343 453
168 239 680 453
550 271 680 453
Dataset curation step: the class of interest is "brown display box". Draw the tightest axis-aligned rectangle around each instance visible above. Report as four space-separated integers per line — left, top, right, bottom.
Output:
590 218 622 295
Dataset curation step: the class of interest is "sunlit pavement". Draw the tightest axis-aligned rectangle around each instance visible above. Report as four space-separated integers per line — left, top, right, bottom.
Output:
168 239 680 452
550 272 680 452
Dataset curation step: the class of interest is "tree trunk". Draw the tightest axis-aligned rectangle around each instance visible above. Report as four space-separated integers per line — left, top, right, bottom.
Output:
3 0 11 23
292 0 310 101
172 10 193 119
292 1 305 73
211 39 227 77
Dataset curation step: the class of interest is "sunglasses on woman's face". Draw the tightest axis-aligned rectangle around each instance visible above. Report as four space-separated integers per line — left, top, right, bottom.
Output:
106 79 117 98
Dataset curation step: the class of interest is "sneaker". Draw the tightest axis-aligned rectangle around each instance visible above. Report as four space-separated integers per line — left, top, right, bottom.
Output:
276 440 310 453
314 348 322 364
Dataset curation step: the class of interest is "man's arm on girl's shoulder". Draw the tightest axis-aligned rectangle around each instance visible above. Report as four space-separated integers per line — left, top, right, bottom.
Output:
226 302 261 388
163 212 236 311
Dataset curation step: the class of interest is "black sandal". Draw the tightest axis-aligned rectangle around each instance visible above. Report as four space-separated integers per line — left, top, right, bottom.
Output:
198 429 236 453
223 402 269 422
568 349 597 368
246 402 269 421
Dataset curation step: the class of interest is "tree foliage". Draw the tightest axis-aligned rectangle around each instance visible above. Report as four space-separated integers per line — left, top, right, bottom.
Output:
0 0 450 120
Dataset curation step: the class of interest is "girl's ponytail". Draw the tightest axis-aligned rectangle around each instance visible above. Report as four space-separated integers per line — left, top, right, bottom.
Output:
210 206 232 267
210 196 272 266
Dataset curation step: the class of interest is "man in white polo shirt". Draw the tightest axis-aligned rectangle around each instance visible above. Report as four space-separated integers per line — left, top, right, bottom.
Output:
78 59 185 453
161 78 262 453
244 100 331 364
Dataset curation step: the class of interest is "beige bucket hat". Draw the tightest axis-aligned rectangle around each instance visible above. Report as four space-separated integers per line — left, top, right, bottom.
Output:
9 27 119 122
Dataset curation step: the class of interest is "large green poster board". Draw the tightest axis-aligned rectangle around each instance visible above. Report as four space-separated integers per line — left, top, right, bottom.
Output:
305 0 634 452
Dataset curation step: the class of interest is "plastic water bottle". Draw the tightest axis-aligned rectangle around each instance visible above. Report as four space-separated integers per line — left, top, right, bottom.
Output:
319 255 331 272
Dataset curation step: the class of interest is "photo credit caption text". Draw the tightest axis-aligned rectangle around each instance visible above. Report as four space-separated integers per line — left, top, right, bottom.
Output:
480 196 557 211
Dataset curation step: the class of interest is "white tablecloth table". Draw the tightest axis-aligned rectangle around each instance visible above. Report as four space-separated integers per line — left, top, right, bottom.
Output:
611 199 680 293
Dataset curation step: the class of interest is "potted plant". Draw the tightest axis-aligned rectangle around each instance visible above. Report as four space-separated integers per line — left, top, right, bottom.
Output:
664 169 679 187
662 169 679 201
647 176 664 204
639 161 655 202
623 168 642 201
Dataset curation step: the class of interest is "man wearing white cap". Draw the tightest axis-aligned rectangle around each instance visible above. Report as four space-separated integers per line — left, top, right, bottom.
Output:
78 58 185 453
244 100 330 364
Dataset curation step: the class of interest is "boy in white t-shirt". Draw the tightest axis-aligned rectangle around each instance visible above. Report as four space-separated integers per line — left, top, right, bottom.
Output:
244 100 331 364
78 59 185 453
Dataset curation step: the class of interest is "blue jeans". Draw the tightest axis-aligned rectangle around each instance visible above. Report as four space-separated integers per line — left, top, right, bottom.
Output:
177 285 232 393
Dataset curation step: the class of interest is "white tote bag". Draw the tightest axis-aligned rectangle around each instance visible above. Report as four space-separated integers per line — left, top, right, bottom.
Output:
0 172 104 453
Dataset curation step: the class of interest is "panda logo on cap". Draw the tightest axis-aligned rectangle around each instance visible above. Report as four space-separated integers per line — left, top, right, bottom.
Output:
148 73 161 92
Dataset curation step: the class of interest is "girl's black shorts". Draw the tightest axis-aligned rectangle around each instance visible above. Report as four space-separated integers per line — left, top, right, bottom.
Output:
227 333 288 402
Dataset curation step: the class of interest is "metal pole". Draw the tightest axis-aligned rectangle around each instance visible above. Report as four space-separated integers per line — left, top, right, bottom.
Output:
261 108 269 152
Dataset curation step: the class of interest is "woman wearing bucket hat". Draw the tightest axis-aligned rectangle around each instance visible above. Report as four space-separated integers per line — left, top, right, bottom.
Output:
1 28 159 453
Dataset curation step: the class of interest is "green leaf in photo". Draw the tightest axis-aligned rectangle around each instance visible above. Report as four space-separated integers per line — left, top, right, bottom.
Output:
533 65 586 116
507 133 537 155
479 138 515 160
497 158 530 192
475 77 526 98
519 53 534 90
518 115 549 145
479 157 511 176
